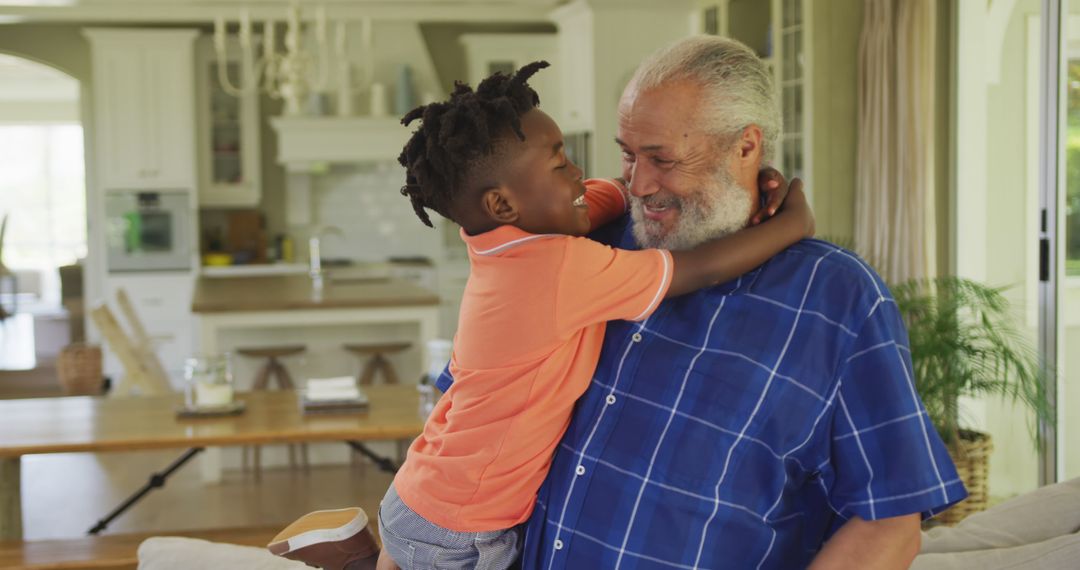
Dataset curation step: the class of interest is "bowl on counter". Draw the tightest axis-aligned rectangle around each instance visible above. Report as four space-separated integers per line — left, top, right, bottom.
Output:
202 252 234 267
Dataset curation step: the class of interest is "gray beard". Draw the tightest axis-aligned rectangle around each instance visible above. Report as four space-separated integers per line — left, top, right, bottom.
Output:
629 167 754 251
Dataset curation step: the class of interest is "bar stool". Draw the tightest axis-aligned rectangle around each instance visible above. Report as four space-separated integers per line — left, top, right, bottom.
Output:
342 342 411 385
343 342 412 467
237 344 309 477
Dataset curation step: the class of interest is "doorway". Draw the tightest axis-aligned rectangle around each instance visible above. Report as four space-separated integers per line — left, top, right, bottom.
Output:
0 53 86 397
954 0 1080 495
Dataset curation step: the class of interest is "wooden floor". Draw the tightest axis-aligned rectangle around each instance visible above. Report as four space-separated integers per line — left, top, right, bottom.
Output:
21 449 394 541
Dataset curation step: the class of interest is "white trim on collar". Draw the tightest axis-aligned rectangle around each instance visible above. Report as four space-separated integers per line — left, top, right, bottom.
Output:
629 249 671 321
470 234 559 256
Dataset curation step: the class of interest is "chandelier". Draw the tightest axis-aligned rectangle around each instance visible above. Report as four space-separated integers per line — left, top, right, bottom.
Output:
213 1 375 116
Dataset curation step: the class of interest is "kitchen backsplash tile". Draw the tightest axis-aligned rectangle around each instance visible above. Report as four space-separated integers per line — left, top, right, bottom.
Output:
312 162 444 262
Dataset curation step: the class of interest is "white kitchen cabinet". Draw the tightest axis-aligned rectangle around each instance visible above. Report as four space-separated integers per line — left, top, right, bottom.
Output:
318 263 437 292
388 264 437 292
102 272 196 389
85 29 199 190
195 36 262 208
550 4 595 134
459 34 562 127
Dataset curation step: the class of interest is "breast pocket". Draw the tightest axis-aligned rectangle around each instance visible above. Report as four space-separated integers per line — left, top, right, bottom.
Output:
620 361 760 494
677 359 822 516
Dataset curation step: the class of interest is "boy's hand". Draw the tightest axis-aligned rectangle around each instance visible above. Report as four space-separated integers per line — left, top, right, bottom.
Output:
777 178 815 237
751 167 791 226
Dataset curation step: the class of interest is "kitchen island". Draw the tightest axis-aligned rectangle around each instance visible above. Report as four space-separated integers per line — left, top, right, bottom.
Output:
191 274 440 479
192 274 440 387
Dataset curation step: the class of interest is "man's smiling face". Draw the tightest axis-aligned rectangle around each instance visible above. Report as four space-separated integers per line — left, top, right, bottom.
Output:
616 79 760 250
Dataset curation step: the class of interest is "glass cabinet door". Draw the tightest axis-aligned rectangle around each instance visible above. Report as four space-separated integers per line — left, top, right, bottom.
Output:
196 36 261 208
209 61 244 186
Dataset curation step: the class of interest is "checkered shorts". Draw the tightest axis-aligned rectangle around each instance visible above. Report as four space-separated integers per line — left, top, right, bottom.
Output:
378 483 522 569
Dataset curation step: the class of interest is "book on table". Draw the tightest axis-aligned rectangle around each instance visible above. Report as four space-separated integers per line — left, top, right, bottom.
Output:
301 376 369 413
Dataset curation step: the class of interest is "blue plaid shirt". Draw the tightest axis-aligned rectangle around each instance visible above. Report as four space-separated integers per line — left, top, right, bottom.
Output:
438 217 966 569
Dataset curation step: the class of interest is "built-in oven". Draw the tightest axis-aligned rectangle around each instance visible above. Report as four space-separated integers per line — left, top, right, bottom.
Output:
104 190 192 272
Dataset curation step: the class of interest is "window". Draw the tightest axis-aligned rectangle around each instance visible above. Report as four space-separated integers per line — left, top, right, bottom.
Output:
777 0 807 182
0 124 86 305
1066 60 1080 275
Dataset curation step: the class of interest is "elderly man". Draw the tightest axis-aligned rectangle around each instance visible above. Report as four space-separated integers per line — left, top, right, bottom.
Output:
269 36 965 570
488 36 966 569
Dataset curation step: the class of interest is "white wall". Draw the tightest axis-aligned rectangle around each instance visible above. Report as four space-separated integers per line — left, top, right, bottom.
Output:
310 162 443 263
587 2 696 176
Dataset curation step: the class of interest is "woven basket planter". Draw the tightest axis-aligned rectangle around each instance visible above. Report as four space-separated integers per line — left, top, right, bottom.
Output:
57 342 104 396
937 429 993 526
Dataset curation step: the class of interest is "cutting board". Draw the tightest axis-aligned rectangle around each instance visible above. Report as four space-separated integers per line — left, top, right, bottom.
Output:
226 210 266 263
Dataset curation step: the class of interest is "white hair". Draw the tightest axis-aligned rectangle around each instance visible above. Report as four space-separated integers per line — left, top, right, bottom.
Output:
629 36 781 163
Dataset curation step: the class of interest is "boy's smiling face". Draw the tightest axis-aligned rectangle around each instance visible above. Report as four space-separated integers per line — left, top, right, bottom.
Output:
481 109 592 237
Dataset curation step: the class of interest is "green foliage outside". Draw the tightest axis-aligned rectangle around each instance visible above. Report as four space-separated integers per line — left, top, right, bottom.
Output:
1065 61 1080 274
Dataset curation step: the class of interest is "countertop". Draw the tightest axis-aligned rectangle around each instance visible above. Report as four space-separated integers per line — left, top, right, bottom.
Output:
191 274 440 313
199 259 435 278
199 263 308 278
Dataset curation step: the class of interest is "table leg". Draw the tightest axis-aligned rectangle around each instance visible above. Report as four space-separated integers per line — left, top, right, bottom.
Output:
88 448 204 535
200 447 223 483
346 441 399 474
0 456 22 541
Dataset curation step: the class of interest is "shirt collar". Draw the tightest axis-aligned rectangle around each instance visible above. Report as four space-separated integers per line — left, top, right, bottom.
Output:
614 220 764 296
461 225 559 257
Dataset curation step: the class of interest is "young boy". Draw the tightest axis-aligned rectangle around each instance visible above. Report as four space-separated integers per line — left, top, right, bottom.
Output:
269 61 812 570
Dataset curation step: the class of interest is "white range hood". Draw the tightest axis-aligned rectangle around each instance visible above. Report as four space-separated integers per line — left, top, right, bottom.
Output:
270 116 411 170
271 116 413 226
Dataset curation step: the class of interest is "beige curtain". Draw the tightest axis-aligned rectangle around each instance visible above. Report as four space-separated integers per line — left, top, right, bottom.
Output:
855 0 937 284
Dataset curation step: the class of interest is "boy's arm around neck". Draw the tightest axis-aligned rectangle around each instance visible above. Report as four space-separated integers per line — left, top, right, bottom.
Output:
666 181 814 297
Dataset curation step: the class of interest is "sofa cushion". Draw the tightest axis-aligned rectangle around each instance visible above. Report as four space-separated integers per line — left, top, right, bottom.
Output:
137 537 306 570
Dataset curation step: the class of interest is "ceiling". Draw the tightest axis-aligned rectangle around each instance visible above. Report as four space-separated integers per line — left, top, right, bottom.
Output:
0 0 569 24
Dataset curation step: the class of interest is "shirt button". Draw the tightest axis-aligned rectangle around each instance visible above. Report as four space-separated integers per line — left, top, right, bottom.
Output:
606 394 617 405
632 333 643 342
554 539 564 550
575 465 586 476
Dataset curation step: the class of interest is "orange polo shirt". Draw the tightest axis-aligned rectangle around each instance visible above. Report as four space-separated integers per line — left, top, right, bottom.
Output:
393 179 674 532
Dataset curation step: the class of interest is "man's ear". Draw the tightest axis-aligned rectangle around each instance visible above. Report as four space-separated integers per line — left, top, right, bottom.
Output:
731 125 765 185
480 187 519 224
737 125 764 161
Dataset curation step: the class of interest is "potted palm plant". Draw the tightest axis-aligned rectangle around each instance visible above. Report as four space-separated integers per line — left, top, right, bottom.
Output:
891 277 1053 525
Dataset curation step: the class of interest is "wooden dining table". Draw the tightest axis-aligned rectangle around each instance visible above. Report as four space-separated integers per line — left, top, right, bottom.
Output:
0 385 425 541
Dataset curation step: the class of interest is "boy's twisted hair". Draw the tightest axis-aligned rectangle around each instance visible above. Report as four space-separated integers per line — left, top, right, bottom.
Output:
398 60 550 227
